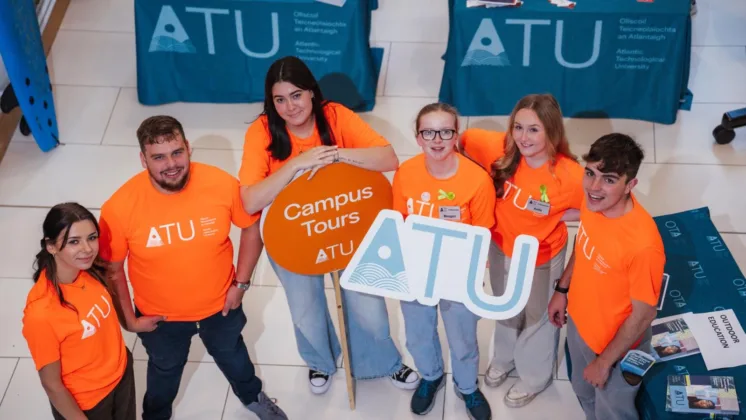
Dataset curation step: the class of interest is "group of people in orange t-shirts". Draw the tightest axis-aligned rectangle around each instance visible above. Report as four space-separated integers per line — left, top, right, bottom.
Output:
21 55 665 420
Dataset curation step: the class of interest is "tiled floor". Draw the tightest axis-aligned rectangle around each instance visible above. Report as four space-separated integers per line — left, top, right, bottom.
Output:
1 0 746 419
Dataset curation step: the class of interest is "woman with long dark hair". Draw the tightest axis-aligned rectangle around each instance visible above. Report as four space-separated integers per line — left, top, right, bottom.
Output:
238 56 420 395
22 203 135 420
460 94 584 408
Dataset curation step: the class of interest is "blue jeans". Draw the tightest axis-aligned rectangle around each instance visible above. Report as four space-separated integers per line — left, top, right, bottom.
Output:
136 305 262 420
401 299 481 394
268 257 403 379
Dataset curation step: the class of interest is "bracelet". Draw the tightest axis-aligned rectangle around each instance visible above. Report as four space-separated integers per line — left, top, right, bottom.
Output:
334 149 340 163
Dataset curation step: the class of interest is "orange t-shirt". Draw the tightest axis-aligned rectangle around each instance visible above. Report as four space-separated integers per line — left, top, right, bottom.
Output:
567 194 666 354
392 154 496 230
460 128 585 265
99 162 257 321
239 102 391 186
22 270 127 410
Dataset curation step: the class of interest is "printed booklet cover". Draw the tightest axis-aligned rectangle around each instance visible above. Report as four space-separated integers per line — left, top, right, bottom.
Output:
652 313 701 361
667 375 740 416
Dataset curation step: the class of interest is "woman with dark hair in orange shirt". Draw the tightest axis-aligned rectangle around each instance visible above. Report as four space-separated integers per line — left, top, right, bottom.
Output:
22 203 134 420
239 56 420 395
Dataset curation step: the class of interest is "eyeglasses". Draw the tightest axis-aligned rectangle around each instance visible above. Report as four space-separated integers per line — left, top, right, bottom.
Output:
418 129 456 141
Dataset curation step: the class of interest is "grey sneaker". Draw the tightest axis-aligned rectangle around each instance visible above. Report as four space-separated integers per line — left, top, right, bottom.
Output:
246 392 288 420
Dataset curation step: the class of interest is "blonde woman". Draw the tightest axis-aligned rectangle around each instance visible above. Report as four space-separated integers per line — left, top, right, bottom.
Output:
460 94 584 407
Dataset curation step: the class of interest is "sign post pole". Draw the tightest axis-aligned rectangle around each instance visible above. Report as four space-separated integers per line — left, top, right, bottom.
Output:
331 270 356 409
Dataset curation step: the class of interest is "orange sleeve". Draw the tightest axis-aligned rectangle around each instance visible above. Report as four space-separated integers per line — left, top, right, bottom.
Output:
469 174 497 230
628 247 666 307
98 200 128 263
460 128 506 171
229 177 259 228
565 159 586 209
239 118 272 186
391 170 408 217
330 103 390 149
22 313 61 371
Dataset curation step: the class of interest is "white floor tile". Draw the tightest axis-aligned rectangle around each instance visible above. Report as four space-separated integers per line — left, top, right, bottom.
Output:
223 365 445 419
0 358 18 406
722 234 746 274
13 86 120 146
0 279 34 358
371 0 449 43
689 47 746 104
49 31 137 88
633 163 746 233
103 88 263 150
443 375 583 420
133 360 229 419
0 359 53 419
0 208 47 280
61 0 135 33
384 43 446 98
468 116 656 164
655 103 746 165
692 0 746 47
0 143 242 208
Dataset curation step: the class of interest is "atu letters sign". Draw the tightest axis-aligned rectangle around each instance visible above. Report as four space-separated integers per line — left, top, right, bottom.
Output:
340 210 540 320
261 163 393 276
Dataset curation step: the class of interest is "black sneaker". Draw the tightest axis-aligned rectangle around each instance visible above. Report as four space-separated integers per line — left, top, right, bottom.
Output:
308 369 332 395
456 387 492 420
410 375 445 415
245 392 288 420
390 364 421 390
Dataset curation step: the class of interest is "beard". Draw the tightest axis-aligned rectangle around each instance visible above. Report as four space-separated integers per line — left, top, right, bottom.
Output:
149 165 190 192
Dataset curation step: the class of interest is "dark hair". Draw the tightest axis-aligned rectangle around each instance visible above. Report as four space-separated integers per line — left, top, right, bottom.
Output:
33 203 108 312
583 133 645 181
136 115 186 153
262 56 335 161
492 94 576 198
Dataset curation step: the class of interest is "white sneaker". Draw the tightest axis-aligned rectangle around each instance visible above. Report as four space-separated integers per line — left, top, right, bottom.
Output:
390 365 421 390
484 365 509 388
504 381 539 408
309 370 332 395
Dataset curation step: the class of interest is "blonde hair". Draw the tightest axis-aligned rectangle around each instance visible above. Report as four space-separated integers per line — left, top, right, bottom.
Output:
491 94 576 197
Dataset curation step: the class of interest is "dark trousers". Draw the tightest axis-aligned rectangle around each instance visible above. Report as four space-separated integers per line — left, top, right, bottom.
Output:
136 304 263 420
52 349 136 420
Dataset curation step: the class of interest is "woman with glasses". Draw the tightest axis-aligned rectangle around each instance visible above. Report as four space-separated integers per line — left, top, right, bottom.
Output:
394 103 496 420
459 93 584 408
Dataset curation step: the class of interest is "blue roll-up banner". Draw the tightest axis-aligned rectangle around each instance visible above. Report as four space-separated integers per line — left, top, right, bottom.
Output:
0 0 60 152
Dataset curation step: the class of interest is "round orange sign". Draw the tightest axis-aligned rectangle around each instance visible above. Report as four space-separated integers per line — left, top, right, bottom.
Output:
261 163 393 275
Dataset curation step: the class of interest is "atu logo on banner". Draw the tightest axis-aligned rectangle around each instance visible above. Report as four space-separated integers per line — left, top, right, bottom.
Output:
261 163 393 275
340 210 540 320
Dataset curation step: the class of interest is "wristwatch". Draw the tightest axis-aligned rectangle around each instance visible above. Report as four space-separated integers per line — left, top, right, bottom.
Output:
554 279 569 294
233 279 250 291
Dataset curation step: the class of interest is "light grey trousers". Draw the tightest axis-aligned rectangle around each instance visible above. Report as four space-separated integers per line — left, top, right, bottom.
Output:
488 241 566 393
566 317 646 420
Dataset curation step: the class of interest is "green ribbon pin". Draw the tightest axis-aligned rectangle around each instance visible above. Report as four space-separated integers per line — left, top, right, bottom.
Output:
539 185 550 203
438 189 456 200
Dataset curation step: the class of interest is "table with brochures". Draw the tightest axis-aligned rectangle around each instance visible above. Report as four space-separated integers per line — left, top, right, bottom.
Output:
134 0 382 111
440 0 692 124
639 208 744 419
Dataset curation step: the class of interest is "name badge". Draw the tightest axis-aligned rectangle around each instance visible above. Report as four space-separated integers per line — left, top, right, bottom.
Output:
526 198 550 216
439 206 461 221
